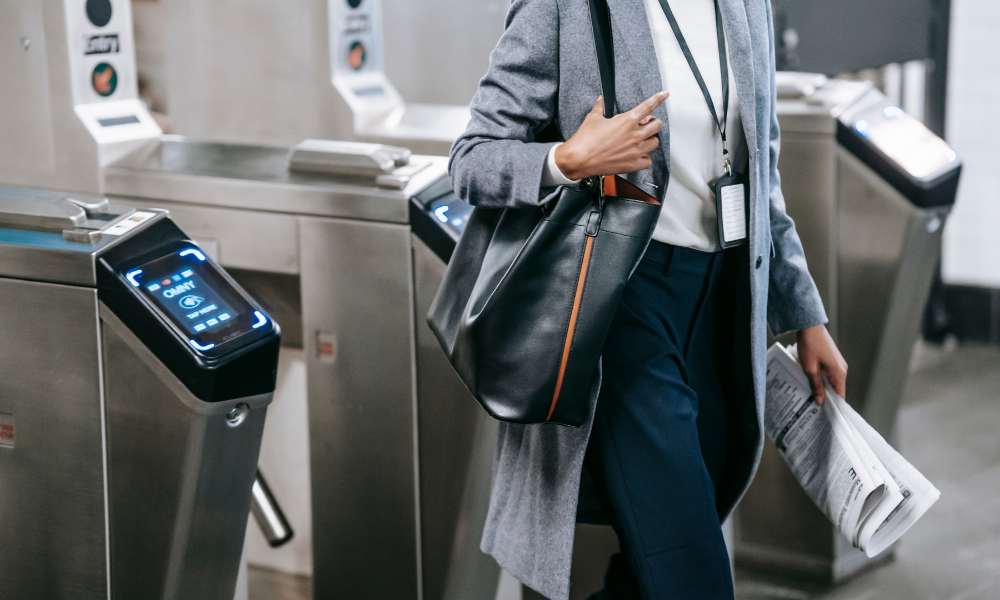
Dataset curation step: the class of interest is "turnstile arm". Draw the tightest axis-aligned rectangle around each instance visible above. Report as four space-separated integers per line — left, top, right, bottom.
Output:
250 470 294 548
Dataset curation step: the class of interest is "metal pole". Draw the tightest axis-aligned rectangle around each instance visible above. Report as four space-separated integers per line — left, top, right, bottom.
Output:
250 469 294 548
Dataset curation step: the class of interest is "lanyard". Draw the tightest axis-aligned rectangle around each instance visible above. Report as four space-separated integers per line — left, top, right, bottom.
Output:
656 0 732 176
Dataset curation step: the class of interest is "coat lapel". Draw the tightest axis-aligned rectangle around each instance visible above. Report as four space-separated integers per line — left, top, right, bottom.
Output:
605 0 669 199
717 0 757 162
604 0 759 201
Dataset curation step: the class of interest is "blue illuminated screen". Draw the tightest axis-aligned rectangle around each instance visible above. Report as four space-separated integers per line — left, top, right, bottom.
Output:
129 249 259 348
854 106 958 179
144 268 238 337
428 195 473 237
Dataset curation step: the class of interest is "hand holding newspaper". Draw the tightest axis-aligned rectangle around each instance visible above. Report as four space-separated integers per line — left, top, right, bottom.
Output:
765 343 940 557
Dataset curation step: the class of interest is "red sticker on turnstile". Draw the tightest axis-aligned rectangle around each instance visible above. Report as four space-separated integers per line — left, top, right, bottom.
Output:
0 413 15 449
317 332 337 364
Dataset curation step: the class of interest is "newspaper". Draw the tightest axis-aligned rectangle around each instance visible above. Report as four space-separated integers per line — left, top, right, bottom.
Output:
765 343 941 557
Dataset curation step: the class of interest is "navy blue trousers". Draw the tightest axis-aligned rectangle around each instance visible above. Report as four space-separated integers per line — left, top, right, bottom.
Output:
585 241 741 600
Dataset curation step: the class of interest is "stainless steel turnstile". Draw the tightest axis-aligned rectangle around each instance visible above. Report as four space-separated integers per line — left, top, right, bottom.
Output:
735 73 961 581
0 187 281 599
103 140 499 600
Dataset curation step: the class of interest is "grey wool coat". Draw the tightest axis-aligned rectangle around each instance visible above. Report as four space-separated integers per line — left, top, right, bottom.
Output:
448 0 828 597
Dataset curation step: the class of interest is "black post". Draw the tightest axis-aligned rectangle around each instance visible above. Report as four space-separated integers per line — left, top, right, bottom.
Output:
926 0 951 138
921 0 951 342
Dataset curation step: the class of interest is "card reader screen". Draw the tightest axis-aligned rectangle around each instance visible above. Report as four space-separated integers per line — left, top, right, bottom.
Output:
126 248 263 349
428 194 473 237
144 267 238 336
854 106 958 180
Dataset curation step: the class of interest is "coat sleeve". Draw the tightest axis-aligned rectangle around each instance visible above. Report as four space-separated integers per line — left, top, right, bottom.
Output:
448 0 563 209
763 0 829 335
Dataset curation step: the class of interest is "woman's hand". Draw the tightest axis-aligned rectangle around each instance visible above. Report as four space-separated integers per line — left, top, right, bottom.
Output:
554 92 669 180
797 324 848 405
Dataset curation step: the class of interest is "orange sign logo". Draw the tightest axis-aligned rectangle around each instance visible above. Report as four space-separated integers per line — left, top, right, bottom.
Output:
348 41 366 70
92 62 117 97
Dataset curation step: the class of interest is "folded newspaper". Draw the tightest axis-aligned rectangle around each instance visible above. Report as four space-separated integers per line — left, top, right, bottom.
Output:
765 343 940 557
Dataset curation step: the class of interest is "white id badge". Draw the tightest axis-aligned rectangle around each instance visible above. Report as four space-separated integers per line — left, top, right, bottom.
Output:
714 171 748 248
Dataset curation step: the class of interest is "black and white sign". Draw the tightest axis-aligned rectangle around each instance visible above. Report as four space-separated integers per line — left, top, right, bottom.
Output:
84 34 119 55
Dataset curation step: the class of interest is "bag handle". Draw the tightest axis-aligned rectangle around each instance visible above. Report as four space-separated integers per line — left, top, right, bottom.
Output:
588 0 616 118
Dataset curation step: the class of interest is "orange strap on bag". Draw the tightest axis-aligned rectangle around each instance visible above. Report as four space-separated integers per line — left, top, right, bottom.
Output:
602 175 660 205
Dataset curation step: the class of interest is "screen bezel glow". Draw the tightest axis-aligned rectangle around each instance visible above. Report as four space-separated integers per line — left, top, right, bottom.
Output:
852 105 958 180
122 246 273 356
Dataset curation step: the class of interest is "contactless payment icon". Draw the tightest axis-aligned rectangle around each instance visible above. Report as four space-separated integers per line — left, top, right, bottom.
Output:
179 295 204 310
92 62 117 97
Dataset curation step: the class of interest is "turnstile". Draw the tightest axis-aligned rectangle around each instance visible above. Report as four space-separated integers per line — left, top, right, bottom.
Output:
103 141 497 600
735 73 961 581
0 187 280 599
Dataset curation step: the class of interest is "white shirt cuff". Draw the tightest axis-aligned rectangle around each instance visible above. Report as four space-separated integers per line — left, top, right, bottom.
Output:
541 143 580 187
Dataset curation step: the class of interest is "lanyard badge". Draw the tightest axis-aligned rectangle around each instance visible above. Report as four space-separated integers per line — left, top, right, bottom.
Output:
657 0 748 248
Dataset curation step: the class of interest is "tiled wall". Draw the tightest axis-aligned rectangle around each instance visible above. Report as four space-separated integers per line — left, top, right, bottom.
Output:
942 0 1000 288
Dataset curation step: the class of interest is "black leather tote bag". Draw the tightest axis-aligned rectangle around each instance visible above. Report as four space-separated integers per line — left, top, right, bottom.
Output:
427 0 661 426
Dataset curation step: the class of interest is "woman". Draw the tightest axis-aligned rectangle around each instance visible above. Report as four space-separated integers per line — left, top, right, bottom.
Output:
449 0 848 598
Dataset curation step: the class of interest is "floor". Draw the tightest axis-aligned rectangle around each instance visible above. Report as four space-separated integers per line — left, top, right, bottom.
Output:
247 566 312 600
248 342 1000 600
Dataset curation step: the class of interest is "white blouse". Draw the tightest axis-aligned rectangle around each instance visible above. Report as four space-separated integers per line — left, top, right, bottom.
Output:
542 0 744 252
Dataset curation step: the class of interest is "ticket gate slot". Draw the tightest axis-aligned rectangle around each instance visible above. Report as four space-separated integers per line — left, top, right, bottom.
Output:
0 187 280 599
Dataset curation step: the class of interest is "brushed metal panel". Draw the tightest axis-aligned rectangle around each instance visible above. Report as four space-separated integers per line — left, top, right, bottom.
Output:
300 216 420 600
101 309 267 600
836 149 946 434
0 207 167 287
0 0 56 179
773 130 839 338
0 242 98 287
116 199 301 275
411 235 499 600
836 149 916 416
734 438 835 567
0 278 107 599
104 141 446 223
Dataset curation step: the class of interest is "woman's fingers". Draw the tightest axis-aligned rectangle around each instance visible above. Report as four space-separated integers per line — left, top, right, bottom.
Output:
560 92 668 178
824 360 848 400
630 91 669 121
639 117 663 137
805 365 826 405
638 136 659 154
590 95 604 115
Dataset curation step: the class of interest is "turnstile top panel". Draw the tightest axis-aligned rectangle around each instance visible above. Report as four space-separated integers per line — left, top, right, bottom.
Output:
105 139 449 224
774 73 961 208
0 186 167 286
775 74 872 134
